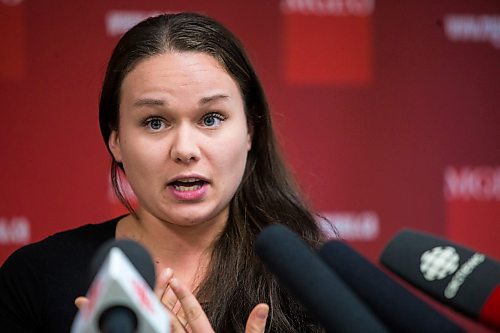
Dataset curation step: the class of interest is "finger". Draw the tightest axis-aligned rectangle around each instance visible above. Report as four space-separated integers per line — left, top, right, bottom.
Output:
155 268 180 312
74 296 89 310
245 303 269 333
154 267 173 299
162 287 180 312
175 307 188 329
170 277 214 333
169 311 189 333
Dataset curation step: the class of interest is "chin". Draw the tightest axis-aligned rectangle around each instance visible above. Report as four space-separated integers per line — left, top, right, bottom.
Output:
163 212 211 225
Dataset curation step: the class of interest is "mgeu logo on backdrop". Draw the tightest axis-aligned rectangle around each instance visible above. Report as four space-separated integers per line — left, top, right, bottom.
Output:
0 216 30 245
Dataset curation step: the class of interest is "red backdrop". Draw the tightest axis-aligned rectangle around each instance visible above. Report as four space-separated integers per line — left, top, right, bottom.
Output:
1 1 499 332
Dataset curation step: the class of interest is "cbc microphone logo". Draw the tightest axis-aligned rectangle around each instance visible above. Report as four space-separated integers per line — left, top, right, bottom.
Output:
420 245 486 299
420 246 460 281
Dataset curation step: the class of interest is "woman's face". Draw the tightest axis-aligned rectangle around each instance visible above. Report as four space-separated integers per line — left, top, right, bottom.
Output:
109 51 252 228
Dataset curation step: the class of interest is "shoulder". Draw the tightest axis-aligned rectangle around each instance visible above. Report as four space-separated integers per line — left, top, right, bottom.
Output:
44 215 120 244
4 216 120 266
1 216 122 283
0 216 122 332
38 216 120 252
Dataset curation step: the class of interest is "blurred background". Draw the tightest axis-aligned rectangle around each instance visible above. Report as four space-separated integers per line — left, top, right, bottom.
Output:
1 0 499 331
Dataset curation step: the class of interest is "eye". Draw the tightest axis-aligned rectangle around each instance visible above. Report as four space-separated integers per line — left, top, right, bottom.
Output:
143 117 165 131
202 112 226 128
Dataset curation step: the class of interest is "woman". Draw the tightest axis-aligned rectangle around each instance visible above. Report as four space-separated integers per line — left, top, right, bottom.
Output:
0 13 325 332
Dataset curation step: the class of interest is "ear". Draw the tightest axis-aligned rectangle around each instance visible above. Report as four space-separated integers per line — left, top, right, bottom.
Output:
108 130 123 163
246 123 253 152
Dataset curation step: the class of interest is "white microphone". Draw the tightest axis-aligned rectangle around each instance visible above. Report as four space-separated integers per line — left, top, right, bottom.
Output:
71 239 170 333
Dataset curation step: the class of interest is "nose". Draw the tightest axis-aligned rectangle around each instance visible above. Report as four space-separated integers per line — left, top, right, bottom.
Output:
169 123 201 164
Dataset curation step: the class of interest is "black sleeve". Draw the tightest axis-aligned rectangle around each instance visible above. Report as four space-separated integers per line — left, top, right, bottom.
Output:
0 245 46 332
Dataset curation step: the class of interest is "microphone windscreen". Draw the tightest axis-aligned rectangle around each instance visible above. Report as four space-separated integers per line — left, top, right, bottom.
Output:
319 240 465 333
255 224 389 333
71 238 169 333
90 239 156 289
380 229 500 329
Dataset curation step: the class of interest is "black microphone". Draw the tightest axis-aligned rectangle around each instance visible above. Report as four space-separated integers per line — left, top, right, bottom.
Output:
380 229 500 330
319 240 465 333
255 224 389 333
89 238 157 288
71 239 169 333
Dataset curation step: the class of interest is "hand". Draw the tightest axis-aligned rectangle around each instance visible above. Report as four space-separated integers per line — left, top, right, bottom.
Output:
74 269 269 332
243 303 270 333
155 268 269 333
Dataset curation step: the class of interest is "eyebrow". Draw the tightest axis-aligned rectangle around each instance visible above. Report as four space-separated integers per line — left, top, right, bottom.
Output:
133 98 165 107
199 94 230 105
133 94 230 108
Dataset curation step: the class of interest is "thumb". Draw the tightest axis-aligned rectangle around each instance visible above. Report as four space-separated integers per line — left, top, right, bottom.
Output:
245 303 269 333
74 296 89 310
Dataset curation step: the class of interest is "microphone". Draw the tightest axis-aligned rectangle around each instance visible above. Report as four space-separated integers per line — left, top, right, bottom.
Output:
255 224 389 333
380 229 500 330
318 240 465 333
71 239 170 333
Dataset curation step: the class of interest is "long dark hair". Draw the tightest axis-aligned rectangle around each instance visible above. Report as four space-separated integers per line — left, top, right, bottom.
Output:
99 12 325 332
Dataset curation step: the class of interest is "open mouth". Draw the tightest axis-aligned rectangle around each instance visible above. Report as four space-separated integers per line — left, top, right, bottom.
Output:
169 178 208 192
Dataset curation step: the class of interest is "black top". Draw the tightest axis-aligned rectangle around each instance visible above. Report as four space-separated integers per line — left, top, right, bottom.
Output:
0 217 119 333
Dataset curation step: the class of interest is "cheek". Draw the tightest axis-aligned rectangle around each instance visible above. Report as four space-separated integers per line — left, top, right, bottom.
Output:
216 139 249 179
228 127 250 156
120 139 161 173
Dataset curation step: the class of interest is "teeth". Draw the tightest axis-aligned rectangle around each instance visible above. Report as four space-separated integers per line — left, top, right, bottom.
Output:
177 178 199 183
174 184 202 192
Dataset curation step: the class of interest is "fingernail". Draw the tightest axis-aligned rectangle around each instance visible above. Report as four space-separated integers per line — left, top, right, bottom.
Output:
170 277 179 290
257 305 269 320
162 267 173 279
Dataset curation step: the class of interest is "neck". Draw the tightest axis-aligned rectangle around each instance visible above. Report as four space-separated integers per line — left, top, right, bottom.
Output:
115 208 227 289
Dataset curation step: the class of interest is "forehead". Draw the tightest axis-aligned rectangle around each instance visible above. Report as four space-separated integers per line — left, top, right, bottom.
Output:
121 51 235 91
